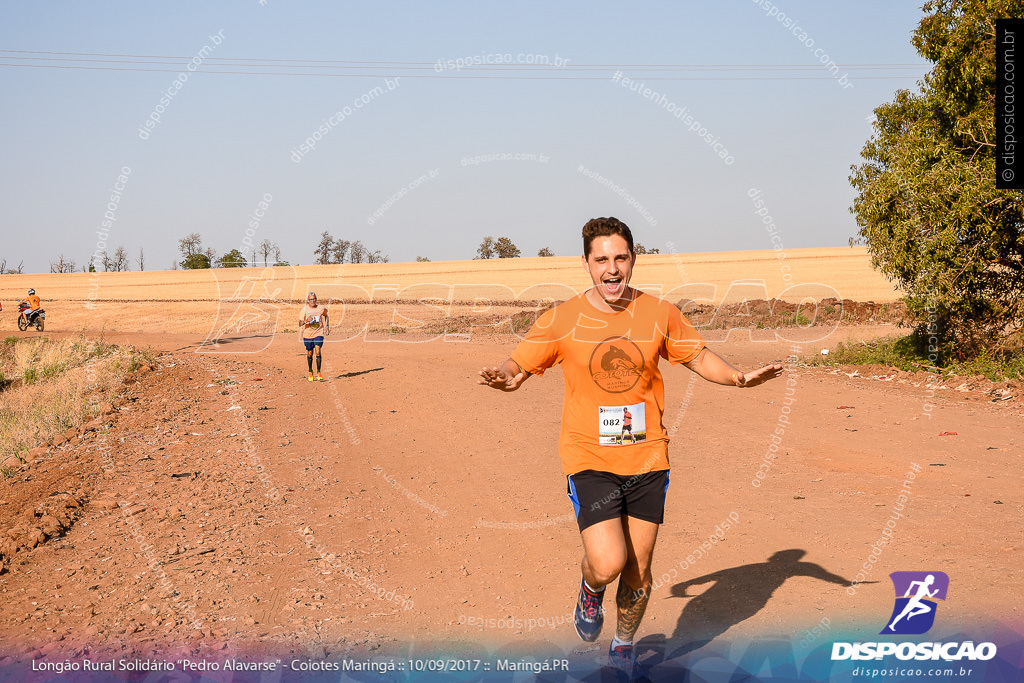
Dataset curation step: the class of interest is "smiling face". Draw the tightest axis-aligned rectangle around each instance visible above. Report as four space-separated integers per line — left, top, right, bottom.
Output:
307 294 318 308
582 234 635 311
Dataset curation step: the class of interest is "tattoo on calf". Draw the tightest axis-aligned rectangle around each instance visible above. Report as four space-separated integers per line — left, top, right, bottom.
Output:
616 577 653 641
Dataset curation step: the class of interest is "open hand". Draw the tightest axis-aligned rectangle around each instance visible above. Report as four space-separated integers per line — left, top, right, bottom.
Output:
478 366 526 392
737 363 785 388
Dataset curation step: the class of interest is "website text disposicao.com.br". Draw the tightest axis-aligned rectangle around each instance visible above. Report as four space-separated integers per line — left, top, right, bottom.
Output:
434 52 570 72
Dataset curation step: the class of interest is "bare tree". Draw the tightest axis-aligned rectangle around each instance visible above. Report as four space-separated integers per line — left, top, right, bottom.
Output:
331 239 350 264
367 250 390 264
137 247 145 271
349 241 366 264
50 254 77 273
110 246 130 272
314 231 334 265
0 258 25 275
258 239 280 266
204 247 218 268
178 232 203 258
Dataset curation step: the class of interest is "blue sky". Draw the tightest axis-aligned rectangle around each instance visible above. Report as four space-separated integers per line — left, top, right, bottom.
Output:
0 1 930 273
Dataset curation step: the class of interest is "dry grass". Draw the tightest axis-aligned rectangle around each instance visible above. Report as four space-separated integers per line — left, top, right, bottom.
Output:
0 336 150 469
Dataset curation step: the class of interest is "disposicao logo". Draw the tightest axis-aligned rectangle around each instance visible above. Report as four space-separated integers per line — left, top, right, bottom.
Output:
881 571 948 635
831 571 997 662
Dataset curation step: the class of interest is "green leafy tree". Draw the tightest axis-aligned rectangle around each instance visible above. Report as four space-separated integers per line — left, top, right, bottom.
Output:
178 233 210 269
181 253 211 270
475 236 495 260
634 244 660 255
494 237 521 259
537 247 554 257
416 255 431 262
218 249 247 268
850 0 1024 360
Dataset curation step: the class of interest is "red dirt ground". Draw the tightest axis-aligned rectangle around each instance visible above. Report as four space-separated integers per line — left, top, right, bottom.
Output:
0 323 1021 675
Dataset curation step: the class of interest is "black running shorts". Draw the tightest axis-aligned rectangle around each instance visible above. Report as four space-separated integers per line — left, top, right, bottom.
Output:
566 469 669 532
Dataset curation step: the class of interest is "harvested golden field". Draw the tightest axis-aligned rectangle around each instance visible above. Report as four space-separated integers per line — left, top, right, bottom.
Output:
0 247 898 336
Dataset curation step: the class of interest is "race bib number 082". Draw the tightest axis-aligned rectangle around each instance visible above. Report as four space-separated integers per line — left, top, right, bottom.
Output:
598 402 646 446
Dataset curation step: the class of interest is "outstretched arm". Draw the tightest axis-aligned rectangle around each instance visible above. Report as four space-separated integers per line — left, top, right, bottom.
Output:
670 571 722 598
683 348 784 388
800 562 857 587
478 358 529 392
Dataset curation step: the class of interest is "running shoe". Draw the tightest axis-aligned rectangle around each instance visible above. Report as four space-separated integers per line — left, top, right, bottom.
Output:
608 639 636 679
316 373 324 382
307 373 315 382
573 578 604 642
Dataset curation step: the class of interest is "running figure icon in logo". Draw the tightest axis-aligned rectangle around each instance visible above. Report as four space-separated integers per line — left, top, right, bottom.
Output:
881 571 950 635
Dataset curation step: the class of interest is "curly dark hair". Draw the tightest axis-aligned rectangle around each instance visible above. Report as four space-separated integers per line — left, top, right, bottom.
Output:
582 217 634 257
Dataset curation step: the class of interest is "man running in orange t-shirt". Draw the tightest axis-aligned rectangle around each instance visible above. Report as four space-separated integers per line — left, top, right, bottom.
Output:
299 292 330 382
478 217 784 676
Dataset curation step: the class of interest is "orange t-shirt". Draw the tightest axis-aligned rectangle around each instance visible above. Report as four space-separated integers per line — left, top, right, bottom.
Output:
300 304 329 339
511 291 705 476
28 295 41 310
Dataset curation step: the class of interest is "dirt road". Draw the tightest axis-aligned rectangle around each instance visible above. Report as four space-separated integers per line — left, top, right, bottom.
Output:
0 327 1021 677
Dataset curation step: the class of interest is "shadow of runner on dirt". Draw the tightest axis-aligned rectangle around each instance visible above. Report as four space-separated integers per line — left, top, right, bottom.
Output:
189 334 277 351
336 367 384 379
633 549 860 672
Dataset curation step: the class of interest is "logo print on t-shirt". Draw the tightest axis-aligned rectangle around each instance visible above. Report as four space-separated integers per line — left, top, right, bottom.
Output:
589 337 645 393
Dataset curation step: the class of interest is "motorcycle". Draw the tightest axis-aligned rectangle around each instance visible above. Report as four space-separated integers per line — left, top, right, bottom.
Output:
16 300 45 332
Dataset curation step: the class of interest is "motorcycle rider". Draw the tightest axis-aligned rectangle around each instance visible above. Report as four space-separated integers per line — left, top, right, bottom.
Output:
24 289 41 324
